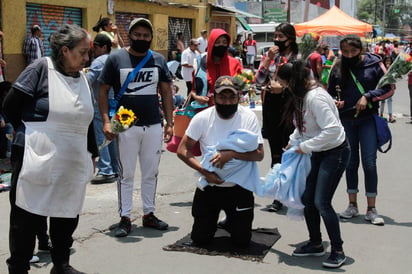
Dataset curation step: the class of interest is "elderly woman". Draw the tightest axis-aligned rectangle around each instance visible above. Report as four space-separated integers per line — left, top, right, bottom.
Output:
4 24 97 274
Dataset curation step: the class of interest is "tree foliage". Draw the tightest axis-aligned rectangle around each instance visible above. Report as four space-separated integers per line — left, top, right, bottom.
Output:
357 0 411 36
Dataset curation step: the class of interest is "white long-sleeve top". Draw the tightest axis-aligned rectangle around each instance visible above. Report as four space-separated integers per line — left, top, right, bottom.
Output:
289 86 346 153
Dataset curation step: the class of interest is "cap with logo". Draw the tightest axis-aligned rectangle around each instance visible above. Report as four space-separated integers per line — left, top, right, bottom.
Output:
214 76 240 94
129 18 153 34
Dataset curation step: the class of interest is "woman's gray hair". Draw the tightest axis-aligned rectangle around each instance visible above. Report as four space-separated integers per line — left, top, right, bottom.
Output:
49 24 88 65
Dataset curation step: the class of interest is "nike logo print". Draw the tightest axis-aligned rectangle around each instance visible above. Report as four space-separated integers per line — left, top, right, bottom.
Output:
235 206 253 212
126 83 153 92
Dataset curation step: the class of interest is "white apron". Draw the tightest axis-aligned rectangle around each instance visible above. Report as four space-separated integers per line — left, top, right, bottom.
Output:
16 57 94 218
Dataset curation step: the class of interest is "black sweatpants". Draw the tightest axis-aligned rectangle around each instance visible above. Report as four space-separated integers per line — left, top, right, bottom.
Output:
7 145 79 274
191 185 254 248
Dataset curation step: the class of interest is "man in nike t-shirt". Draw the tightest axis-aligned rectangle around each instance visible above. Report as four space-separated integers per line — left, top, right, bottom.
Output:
98 18 174 237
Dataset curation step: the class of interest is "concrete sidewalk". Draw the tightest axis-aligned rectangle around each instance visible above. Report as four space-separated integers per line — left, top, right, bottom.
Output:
1 78 411 273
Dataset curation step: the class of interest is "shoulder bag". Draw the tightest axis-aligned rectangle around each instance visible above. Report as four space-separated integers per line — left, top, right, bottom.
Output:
109 50 152 117
350 69 392 153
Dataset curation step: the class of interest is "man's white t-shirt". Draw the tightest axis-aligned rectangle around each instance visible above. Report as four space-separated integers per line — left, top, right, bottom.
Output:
197 37 207 53
186 106 263 155
181 47 199 82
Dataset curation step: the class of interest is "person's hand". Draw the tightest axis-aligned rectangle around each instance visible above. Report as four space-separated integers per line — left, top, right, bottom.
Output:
112 25 118 33
204 171 224 185
335 100 345 109
0 58 6 67
295 146 305 154
102 122 116 141
266 45 280 60
195 95 209 105
0 119 5 128
355 96 368 116
163 124 173 143
210 150 233 169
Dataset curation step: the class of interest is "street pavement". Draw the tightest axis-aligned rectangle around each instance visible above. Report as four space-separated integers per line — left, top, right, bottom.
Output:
0 78 411 274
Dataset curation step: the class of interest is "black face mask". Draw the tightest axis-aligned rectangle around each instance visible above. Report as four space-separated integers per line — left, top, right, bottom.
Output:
215 103 238 119
274 40 287 52
130 39 151 53
341 54 360 68
213 46 227 58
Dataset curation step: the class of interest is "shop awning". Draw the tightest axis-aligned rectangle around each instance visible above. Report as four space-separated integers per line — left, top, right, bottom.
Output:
210 3 262 19
236 16 253 31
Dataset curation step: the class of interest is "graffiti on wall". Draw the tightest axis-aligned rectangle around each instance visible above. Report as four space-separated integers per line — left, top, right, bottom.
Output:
156 27 168 50
26 4 82 55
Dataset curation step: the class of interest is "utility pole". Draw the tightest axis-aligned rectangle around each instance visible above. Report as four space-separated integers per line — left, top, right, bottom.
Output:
304 0 310 22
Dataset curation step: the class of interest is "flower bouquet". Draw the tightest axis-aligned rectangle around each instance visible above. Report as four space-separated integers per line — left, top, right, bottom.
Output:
376 52 412 88
99 106 137 151
234 69 255 93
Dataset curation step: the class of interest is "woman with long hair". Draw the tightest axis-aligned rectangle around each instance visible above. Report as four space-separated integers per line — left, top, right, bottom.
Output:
255 22 299 212
327 34 392 225
278 60 350 268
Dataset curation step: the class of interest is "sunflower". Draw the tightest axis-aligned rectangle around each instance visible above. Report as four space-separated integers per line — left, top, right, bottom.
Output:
116 106 136 128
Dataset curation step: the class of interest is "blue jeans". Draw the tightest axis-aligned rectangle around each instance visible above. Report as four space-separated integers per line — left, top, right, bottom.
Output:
93 107 119 175
302 140 350 252
342 116 378 196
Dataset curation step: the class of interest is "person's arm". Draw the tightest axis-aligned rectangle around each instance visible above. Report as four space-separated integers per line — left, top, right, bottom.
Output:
87 122 99 158
111 25 123 48
177 134 224 185
98 83 115 140
159 81 174 143
3 87 28 130
210 144 264 169
86 59 101 85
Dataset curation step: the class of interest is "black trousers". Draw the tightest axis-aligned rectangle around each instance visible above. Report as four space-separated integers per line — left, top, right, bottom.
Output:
7 145 79 274
191 185 254 248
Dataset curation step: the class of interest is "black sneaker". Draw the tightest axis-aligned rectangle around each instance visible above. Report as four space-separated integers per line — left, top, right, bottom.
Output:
267 200 283 212
292 242 325 257
90 174 118 184
114 217 131 237
322 251 346 268
142 212 168 230
50 263 86 274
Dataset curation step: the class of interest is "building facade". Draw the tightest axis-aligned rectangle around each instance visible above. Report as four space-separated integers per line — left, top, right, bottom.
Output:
1 0 241 81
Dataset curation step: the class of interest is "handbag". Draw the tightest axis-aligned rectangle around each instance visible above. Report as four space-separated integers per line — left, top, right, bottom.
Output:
373 114 392 153
350 70 392 153
166 94 201 156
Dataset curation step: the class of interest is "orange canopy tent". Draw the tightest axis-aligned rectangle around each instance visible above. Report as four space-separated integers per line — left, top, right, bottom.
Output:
294 6 373 37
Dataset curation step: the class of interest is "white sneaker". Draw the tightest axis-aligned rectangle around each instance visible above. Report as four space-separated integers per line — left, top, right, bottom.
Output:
365 208 385 225
30 255 39 263
339 204 359 219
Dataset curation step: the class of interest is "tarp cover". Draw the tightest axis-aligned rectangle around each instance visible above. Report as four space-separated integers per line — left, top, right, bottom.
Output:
294 6 373 37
